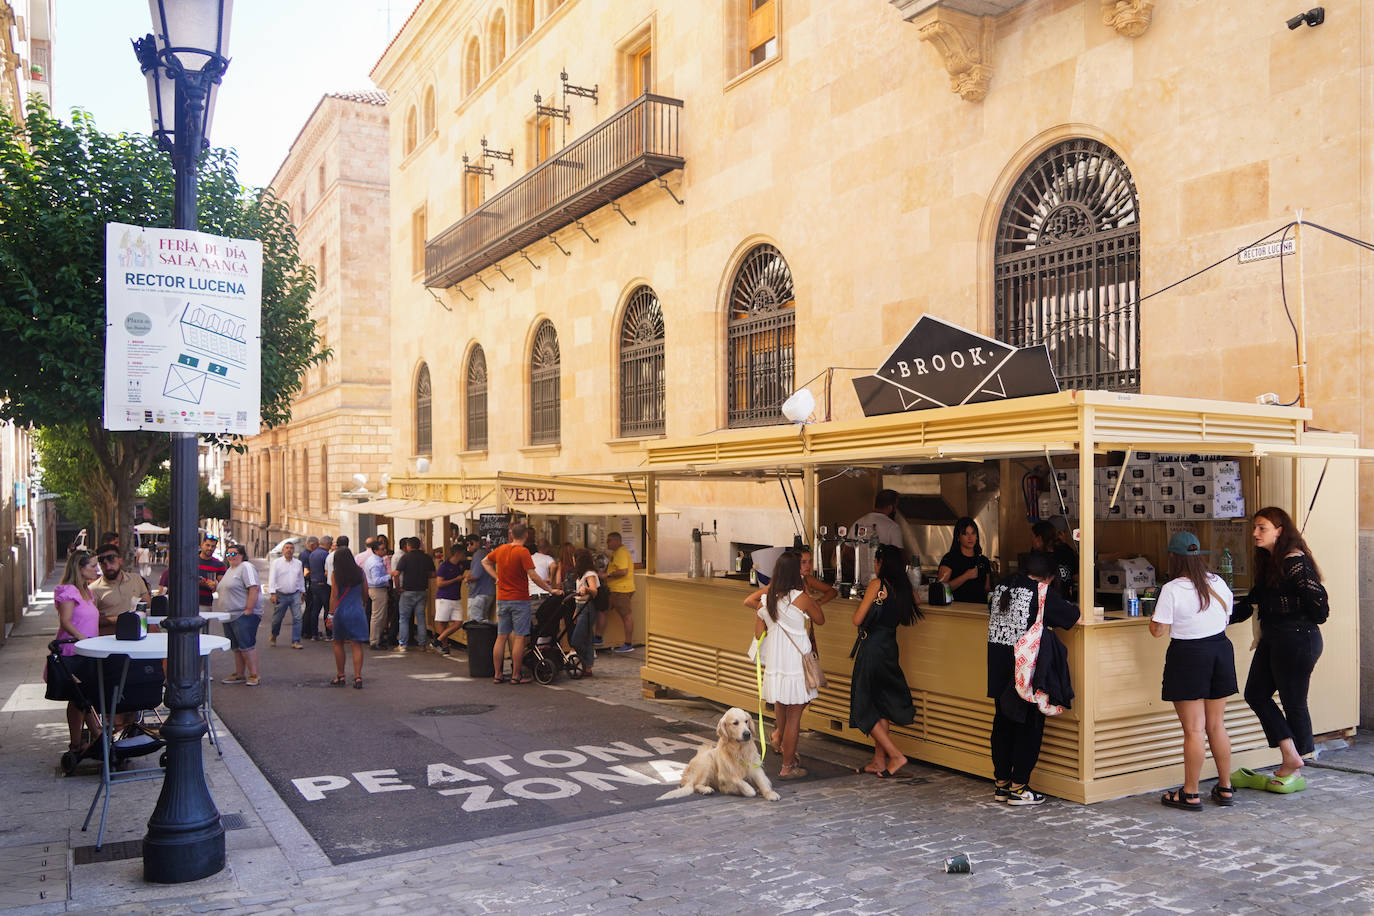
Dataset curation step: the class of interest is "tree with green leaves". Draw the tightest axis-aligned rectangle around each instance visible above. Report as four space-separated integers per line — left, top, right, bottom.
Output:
0 102 327 539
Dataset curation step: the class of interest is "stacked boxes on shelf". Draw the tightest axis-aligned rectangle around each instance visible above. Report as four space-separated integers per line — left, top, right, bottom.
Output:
1094 455 1244 520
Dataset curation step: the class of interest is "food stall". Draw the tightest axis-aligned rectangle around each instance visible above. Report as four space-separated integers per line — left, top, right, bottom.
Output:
629 390 1363 803
377 472 674 647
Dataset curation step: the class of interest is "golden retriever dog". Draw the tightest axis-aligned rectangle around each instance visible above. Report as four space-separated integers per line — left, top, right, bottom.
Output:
659 707 780 801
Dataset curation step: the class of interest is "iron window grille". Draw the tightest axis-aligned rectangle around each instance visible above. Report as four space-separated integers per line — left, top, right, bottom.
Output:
994 138 1140 392
466 346 488 451
727 244 795 428
530 321 561 445
415 363 433 455
619 285 666 437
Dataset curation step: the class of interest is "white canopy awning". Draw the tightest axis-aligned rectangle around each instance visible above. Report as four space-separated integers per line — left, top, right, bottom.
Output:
337 498 423 516
134 522 170 534
516 502 679 517
387 501 472 520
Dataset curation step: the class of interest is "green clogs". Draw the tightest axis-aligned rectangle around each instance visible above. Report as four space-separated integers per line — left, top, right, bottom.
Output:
1229 768 1269 790
1263 773 1308 794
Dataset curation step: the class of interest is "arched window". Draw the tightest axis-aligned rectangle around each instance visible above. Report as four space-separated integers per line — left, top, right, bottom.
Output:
466 346 488 450
421 86 435 136
619 285 665 437
529 320 560 445
727 244 795 428
415 363 433 455
994 138 1140 391
320 445 329 512
404 106 417 155
463 37 482 96
514 0 534 43
488 10 507 70
301 448 310 514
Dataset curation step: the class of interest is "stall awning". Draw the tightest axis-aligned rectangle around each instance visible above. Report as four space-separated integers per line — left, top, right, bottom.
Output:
517 502 680 517
387 502 472 520
338 498 422 516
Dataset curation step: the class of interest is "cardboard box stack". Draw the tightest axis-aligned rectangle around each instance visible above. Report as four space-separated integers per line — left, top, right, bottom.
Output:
1095 456 1244 520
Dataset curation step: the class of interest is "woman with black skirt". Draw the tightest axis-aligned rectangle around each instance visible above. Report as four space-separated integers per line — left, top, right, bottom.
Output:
849 545 920 779
1232 506 1328 794
1149 531 1236 810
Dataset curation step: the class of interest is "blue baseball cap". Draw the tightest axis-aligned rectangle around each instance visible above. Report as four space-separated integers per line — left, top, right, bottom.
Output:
1166 531 1208 556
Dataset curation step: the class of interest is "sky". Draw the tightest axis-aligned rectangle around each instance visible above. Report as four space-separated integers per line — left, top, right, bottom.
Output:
52 0 417 189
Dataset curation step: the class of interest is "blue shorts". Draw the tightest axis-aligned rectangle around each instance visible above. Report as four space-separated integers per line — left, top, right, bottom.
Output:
496 600 532 637
224 613 262 651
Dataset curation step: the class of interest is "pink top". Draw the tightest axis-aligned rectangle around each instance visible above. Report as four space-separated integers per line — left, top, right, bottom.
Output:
54 584 99 655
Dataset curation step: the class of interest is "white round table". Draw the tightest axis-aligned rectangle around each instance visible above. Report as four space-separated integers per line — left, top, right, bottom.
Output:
72 632 229 850
146 612 231 626
73 632 229 659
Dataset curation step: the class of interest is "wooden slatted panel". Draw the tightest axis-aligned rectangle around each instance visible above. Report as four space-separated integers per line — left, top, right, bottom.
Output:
1092 703 1270 778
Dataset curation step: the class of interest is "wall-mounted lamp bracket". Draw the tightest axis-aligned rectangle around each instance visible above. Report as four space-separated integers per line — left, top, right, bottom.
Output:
533 91 571 123
462 153 494 179
560 69 598 103
480 136 514 164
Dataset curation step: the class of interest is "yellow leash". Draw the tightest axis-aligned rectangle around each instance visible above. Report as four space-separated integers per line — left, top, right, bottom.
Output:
752 634 766 761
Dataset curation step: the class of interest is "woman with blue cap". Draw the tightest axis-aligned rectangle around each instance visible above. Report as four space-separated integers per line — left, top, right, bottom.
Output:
1149 530 1236 810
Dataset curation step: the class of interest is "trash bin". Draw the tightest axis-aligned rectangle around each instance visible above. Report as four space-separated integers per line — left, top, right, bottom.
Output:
463 620 497 679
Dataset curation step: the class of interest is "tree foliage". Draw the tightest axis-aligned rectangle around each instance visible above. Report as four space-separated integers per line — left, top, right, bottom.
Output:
141 461 228 526
0 102 327 536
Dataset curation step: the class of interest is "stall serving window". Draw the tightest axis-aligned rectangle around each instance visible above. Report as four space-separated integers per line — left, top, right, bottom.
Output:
727 243 795 428
994 138 1140 392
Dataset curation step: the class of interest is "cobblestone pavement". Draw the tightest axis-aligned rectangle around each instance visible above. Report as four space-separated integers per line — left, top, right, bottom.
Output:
3 580 1374 914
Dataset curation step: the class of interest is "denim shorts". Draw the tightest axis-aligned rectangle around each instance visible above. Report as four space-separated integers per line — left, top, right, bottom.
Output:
467 593 494 623
224 613 262 651
496 599 531 636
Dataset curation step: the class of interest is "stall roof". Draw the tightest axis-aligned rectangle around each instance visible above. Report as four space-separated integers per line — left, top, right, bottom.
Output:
634 391 1332 477
337 498 422 516
518 502 680 517
387 501 472 520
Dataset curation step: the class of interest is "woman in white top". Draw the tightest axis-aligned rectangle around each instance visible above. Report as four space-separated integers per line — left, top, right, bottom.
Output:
745 551 824 780
1149 531 1236 810
220 545 265 686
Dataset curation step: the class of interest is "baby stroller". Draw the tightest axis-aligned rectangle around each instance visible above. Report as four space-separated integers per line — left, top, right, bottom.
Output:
48 639 167 776
523 594 583 684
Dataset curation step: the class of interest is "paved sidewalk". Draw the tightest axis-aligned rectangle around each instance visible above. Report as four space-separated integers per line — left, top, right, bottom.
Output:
2 578 1373 914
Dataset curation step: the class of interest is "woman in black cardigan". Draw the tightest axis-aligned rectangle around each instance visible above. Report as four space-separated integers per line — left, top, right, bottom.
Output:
1232 507 1328 794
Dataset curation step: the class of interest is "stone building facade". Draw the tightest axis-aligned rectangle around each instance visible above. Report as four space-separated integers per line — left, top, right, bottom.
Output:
372 0 1372 716
227 91 392 555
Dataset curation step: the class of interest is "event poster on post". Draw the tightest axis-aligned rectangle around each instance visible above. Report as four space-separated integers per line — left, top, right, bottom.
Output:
103 222 262 435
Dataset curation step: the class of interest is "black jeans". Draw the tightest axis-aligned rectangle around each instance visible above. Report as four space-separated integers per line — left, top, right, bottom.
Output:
1244 627 1323 755
303 584 331 639
990 704 1046 785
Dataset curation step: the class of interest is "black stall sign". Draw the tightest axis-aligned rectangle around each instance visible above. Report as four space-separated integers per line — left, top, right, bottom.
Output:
852 315 1058 416
479 512 512 546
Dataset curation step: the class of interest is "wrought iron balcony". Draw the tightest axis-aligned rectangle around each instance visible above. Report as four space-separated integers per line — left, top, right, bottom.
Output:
425 93 685 289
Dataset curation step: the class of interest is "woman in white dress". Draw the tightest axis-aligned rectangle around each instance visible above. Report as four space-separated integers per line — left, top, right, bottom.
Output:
746 551 824 780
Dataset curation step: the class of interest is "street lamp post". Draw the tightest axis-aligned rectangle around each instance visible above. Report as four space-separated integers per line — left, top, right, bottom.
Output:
132 0 234 884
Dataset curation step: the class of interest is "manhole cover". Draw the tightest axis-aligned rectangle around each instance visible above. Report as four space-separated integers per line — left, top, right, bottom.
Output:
415 704 496 717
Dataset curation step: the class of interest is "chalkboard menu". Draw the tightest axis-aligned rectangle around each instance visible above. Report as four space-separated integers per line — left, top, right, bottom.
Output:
479 512 511 546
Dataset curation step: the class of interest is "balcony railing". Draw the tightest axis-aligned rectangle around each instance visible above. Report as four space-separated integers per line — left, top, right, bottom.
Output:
426 93 685 289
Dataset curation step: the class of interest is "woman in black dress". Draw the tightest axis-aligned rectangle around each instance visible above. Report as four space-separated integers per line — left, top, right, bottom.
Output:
1233 506 1328 794
849 545 921 778
938 516 992 604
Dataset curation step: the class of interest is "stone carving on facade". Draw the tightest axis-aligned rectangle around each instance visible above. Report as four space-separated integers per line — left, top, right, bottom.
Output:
1100 0 1154 38
913 7 994 103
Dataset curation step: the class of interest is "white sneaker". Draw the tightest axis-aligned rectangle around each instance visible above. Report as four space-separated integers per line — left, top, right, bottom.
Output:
1006 785 1047 806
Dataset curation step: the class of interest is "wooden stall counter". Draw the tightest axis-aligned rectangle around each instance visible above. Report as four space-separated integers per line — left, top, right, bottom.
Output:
641 574 1320 803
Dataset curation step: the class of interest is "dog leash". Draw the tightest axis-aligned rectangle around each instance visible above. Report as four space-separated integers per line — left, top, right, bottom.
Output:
751 635 766 761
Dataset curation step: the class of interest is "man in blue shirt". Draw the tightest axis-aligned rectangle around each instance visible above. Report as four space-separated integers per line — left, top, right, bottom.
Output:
465 534 495 622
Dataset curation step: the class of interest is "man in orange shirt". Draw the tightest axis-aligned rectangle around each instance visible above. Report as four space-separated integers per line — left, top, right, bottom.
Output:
481 521 560 683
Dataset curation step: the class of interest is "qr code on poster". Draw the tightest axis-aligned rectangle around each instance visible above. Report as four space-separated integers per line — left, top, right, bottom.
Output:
236 411 248 423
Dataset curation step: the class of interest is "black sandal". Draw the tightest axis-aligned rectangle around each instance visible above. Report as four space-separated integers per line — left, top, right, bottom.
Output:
353 677 363 690
1210 784 1235 806
1161 788 1202 811
329 675 346 687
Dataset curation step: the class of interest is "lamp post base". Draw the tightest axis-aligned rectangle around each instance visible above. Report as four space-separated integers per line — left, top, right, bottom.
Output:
143 829 225 884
